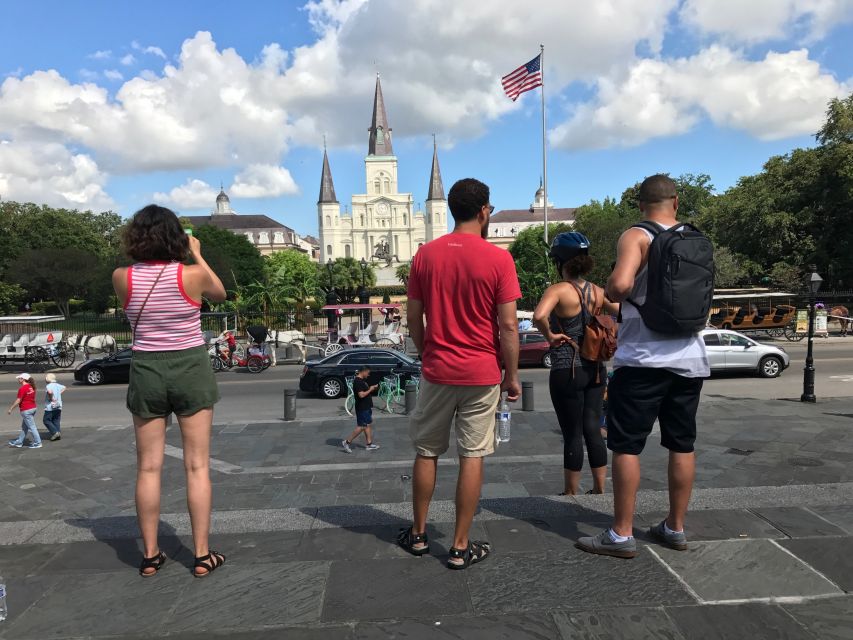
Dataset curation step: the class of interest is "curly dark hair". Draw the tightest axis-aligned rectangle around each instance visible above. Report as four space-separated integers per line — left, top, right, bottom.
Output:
448 178 489 223
558 254 594 280
123 205 189 262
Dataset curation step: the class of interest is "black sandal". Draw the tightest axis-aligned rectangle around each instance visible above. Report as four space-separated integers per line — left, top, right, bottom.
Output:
447 540 491 570
193 550 226 578
396 526 430 556
139 551 166 577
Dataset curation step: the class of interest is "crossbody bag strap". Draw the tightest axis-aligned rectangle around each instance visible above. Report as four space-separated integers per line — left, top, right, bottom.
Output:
132 264 169 336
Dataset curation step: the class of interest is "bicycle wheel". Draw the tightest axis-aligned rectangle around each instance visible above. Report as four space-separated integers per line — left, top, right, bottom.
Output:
211 355 223 372
344 393 356 416
247 355 264 373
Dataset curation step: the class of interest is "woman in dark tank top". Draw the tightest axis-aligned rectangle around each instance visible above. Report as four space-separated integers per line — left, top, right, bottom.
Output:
533 232 619 495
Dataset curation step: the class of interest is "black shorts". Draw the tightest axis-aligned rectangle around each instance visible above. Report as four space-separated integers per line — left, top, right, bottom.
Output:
606 367 703 455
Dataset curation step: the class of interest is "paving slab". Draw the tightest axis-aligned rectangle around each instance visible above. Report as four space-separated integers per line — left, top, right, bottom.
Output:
639 508 784 541
779 537 853 592
353 614 562 639
551 607 685 640
783 597 853 640
464 549 694 614
751 506 849 538
809 505 853 534
652 539 842 602
665 603 817 640
322 557 469 622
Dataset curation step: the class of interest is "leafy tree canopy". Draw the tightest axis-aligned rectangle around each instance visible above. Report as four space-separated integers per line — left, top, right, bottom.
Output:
193 224 265 291
264 250 318 302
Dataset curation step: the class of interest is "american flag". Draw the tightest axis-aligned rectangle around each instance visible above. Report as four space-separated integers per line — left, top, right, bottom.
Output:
501 54 542 101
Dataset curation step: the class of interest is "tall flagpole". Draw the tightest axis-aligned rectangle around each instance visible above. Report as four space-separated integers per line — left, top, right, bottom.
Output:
540 44 548 246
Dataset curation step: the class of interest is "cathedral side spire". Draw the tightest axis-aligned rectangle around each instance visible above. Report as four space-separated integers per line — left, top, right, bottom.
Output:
368 75 394 156
427 136 445 201
318 148 338 204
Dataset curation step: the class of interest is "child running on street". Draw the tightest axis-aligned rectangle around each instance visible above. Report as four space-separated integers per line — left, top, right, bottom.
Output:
342 366 380 453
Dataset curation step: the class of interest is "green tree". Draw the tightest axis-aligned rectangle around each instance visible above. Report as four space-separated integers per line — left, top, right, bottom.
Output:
7 248 102 317
0 281 25 314
713 246 751 288
193 225 265 291
318 257 377 303
572 197 641 285
395 262 411 286
264 250 318 302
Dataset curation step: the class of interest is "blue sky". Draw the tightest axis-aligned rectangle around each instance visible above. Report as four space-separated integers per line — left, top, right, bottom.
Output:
0 0 851 238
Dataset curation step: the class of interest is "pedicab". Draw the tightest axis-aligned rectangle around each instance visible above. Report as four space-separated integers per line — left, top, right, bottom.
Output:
0 315 76 370
319 303 406 357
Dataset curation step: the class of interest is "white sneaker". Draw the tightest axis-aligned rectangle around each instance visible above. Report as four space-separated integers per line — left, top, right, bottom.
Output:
366 443 380 451
341 439 352 453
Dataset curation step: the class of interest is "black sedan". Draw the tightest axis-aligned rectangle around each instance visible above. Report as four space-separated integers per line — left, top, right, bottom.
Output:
74 348 132 385
300 348 422 399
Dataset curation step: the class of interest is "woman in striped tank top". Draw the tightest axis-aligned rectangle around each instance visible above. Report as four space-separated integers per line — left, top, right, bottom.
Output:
112 205 228 579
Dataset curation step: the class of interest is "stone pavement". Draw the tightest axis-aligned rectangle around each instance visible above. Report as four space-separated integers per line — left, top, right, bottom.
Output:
2 398 853 638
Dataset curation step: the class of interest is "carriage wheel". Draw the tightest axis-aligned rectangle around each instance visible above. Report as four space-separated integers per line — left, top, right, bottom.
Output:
246 355 265 373
769 328 784 338
51 344 76 368
26 347 49 371
324 342 345 357
211 355 223 372
784 322 805 342
375 338 394 350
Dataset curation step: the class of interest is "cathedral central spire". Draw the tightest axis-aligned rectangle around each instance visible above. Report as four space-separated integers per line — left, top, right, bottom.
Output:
368 75 394 156
318 148 338 204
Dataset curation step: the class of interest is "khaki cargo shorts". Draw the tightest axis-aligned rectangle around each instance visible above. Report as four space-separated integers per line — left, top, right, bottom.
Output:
409 378 501 458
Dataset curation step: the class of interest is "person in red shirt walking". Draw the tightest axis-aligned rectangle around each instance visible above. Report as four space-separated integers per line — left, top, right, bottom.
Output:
397 178 522 570
7 373 41 449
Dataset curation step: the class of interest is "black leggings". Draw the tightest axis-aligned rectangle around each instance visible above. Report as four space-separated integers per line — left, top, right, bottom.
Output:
549 363 608 472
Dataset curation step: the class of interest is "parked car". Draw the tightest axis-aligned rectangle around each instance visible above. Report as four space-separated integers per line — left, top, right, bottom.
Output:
701 329 790 378
300 348 422 399
519 331 551 368
74 348 132 385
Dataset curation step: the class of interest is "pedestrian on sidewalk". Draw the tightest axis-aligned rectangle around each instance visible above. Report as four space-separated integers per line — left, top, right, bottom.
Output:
113 205 228 578
342 365 380 453
7 373 41 449
43 373 67 441
576 174 712 559
533 232 619 495
398 178 521 570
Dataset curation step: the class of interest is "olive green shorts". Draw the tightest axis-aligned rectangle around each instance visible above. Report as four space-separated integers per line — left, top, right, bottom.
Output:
126 346 220 419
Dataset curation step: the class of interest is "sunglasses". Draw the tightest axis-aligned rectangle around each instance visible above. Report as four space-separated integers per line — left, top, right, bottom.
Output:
485 204 495 214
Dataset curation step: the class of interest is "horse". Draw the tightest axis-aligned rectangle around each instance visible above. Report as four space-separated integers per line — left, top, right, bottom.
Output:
831 306 850 336
67 334 117 358
266 329 307 364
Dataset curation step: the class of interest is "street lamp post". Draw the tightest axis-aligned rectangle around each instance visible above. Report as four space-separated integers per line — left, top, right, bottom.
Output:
800 264 823 403
325 258 338 334
358 258 370 327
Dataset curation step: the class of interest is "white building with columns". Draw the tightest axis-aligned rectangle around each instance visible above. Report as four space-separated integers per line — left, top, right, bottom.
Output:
318 77 447 266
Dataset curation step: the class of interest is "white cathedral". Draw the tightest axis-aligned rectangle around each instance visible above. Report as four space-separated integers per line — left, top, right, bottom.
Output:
317 77 448 265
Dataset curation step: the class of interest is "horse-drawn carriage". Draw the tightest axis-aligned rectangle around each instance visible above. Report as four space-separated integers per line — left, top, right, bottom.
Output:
0 316 76 370
320 303 406 357
708 293 799 338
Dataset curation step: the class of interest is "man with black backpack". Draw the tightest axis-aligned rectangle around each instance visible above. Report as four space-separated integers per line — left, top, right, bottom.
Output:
576 174 713 559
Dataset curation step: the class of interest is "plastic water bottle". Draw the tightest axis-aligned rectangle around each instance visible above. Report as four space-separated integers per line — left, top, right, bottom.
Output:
496 394 511 443
0 575 7 622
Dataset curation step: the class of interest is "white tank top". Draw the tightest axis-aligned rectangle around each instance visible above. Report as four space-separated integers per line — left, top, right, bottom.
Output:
612 223 710 378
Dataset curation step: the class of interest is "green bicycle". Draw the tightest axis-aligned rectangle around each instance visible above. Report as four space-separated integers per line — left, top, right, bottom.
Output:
378 373 421 413
343 376 356 416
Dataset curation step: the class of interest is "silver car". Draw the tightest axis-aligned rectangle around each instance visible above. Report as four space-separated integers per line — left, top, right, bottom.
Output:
701 329 790 378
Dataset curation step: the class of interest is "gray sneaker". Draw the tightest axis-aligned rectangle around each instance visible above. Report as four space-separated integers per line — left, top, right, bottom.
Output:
575 529 637 559
649 520 687 551
341 440 352 454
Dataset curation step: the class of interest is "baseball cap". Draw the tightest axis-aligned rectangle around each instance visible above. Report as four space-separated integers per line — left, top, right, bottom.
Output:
16 372 32 381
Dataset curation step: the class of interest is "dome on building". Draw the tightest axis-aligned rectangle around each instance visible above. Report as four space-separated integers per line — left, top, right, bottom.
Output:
216 189 230 203
214 186 232 215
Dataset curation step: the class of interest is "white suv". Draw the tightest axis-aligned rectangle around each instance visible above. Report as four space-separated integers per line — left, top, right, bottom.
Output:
700 329 790 378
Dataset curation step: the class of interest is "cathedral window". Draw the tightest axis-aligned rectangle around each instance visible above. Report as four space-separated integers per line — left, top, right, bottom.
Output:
325 215 331 226
326 244 332 256
403 213 407 225
374 179 381 194
360 215 365 226
384 179 390 192
345 244 351 258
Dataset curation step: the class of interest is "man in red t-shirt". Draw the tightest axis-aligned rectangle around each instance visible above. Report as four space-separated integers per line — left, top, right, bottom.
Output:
397 177 521 570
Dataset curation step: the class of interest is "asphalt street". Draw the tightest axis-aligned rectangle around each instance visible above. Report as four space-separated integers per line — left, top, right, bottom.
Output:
1 339 852 429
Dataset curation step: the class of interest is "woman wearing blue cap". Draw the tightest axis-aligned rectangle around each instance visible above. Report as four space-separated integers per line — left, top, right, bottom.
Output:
533 232 618 495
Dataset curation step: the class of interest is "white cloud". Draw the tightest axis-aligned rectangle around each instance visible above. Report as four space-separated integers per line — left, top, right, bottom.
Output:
231 164 299 197
132 41 167 59
103 69 124 82
550 46 851 150
78 69 100 81
0 140 114 210
88 50 112 60
120 54 136 66
153 178 218 210
679 0 853 43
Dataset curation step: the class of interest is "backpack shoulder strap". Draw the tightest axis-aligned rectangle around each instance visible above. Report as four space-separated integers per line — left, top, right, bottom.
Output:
631 220 662 237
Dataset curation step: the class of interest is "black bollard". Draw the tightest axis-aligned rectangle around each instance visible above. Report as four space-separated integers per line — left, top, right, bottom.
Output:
405 382 418 415
521 381 534 411
284 388 297 421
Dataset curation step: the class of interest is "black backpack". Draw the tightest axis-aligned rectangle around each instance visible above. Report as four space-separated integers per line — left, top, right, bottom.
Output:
627 221 715 334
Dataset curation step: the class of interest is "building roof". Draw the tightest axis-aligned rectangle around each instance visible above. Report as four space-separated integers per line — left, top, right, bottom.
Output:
183 214 293 232
490 208 577 224
318 149 338 204
302 235 320 246
368 75 394 156
426 139 445 201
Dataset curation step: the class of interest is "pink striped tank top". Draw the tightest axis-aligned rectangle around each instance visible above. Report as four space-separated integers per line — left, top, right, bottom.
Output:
124 262 204 352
